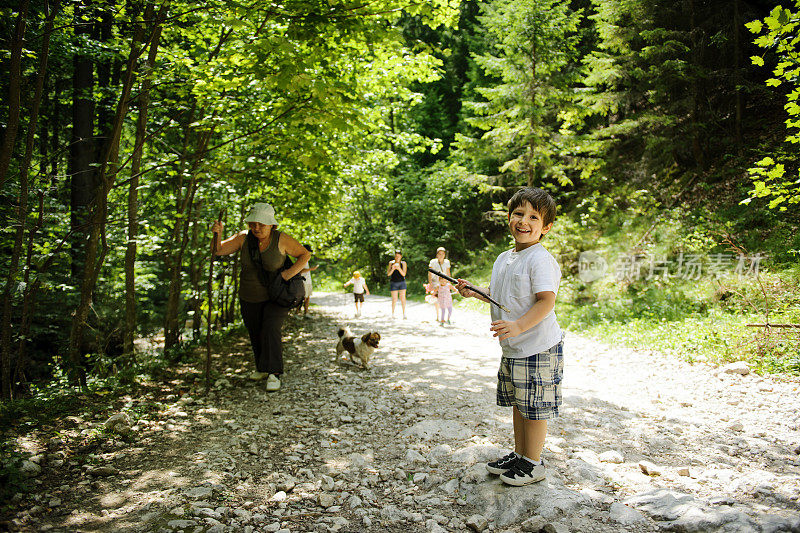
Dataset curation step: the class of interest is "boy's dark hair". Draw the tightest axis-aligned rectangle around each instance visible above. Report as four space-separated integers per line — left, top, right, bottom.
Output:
507 187 557 227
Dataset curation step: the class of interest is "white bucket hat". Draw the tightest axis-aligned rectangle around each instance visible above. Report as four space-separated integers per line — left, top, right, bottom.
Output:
244 203 278 226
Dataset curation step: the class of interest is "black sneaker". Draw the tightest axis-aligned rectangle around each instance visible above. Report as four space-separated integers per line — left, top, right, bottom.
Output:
500 458 546 486
486 452 520 475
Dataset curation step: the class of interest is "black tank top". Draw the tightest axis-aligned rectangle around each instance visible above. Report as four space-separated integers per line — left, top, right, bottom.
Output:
390 261 405 282
239 230 285 303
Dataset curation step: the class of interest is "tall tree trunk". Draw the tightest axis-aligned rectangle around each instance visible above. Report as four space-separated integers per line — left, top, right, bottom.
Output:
124 3 164 357
15 193 45 390
0 0 30 189
70 0 98 280
163 156 203 349
52 78 68 186
67 10 150 387
96 4 114 143
0 0 55 400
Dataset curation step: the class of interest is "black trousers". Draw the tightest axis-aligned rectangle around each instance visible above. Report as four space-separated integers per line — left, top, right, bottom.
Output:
239 299 289 375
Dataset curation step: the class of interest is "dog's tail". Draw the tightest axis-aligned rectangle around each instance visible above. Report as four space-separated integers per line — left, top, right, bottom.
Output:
337 326 352 338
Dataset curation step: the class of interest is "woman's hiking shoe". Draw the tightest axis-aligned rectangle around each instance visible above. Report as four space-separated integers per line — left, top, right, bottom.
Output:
500 458 546 486
486 452 520 475
265 374 281 392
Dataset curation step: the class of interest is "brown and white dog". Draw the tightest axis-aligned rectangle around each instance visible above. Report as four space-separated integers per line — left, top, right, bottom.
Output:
336 326 381 369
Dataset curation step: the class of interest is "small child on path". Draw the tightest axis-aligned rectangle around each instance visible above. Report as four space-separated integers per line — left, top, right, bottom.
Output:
344 271 370 318
436 278 457 325
456 187 563 486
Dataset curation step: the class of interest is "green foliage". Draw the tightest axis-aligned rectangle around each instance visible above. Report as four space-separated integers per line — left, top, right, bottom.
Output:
455 0 584 186
3 0 800 402
744 3 800 211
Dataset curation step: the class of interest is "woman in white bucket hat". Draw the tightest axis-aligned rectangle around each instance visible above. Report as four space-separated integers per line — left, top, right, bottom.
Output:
212 203 310 392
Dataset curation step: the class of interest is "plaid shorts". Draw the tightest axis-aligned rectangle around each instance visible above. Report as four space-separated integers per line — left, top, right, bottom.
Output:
497 341 564 420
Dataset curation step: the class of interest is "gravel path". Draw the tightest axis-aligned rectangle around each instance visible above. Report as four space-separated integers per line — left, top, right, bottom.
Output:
5 292 800 532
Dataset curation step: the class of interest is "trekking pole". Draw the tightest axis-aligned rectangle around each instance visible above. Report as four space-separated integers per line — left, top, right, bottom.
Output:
205 208 225 392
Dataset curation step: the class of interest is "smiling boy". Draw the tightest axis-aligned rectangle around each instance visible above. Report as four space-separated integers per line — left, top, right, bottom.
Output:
456 187 563 486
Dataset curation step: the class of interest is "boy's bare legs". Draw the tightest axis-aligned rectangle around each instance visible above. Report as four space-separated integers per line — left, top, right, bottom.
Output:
513 406 547 461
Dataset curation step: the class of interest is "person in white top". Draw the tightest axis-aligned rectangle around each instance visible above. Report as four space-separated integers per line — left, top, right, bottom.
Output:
427 247 451 321
455 187 563 487
344 271 370 317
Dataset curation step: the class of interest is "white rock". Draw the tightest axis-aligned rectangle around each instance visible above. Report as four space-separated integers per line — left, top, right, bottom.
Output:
451 445 503 466
466 514 488 532
575 449 600 464
441 478 459 494
21 461 42 477
728 421 744 432
598 450 624 464
521 516 555 532
167 519 198 528
608 502 647 525
319 493 335 508
401 419 473 441
105 413 132 434
566 459 605 484
320 475 335 491
269 491 287 502
348 495 362 508
638 461 662 476
184 486 213 499
405 449 427 463
347 453 369 468
427 521 447 533
87 466 118 477
722 361 750 375
233 508 252 522
277 477 296 492
429 444 453 459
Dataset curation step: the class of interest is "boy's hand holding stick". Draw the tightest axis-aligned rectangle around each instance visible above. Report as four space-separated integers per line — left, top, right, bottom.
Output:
427 268 510 313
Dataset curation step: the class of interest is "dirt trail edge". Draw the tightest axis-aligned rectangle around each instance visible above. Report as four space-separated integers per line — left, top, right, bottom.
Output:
6 292 800 533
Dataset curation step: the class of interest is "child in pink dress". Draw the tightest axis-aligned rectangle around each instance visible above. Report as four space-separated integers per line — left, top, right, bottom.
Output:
436 278 457 325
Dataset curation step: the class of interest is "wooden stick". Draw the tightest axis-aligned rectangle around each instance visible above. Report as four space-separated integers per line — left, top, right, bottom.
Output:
427 268 510 313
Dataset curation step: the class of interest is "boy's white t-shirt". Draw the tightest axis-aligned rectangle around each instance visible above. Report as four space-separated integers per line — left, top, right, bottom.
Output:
489 243 562 358
348 277 367 294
